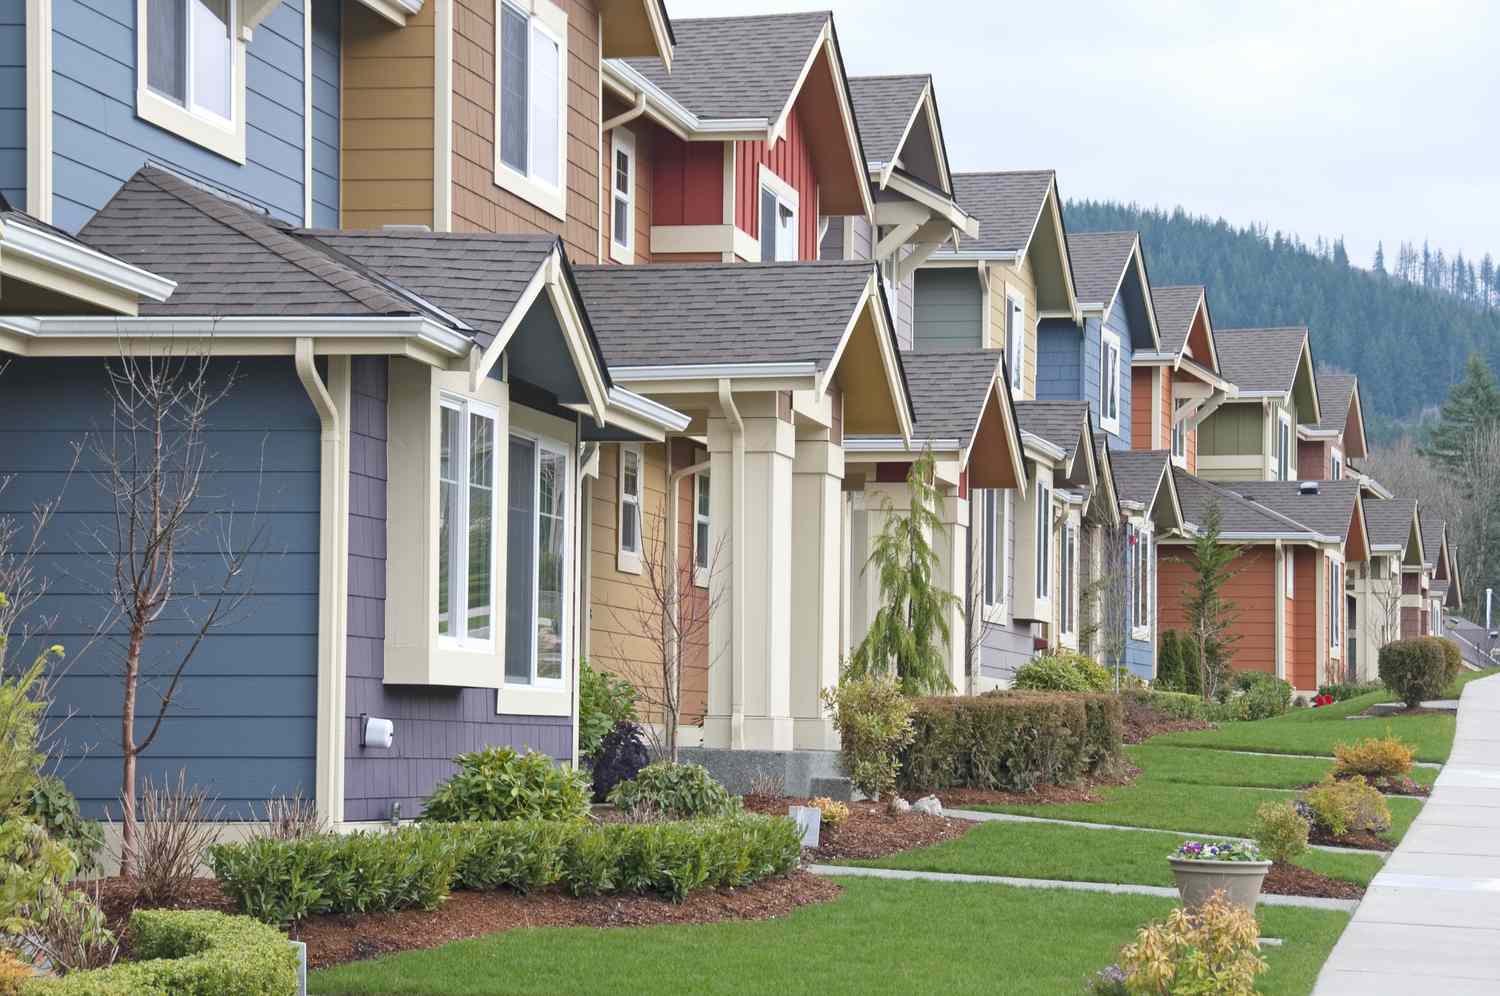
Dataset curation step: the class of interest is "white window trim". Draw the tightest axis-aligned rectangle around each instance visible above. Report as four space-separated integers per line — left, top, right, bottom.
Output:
617 442 643 575
1100 329 1122 435
1035 482 1051 601
1061 521 1077 638
982 489 1009 623
134 0 248 163
758 165 800 262
1285 546 1295 597
503 426 572 693
1330 447 1343 481
1328 555 1343 653
1277 410 1293 480
493 0 569 222
1171 400 1188 467
1131 522 1152 641
609 127 636 264
436 394 501 654
1007 289 1026 393
693 471 710 589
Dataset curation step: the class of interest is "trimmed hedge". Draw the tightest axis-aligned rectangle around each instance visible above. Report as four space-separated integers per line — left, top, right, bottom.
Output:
1379 638 1451 707
900 692 1123 792
21 910 297 996
1123 688 1206 722
210 814 801 922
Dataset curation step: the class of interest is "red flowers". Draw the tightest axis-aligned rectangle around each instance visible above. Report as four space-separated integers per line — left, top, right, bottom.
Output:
1313 693 1334 708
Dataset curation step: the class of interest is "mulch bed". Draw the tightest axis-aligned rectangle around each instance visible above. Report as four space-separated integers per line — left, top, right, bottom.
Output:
1306 826 1395 852
1297 776 1432 799
742 797 975 861
79 872 842 971
1261 862 1364 900
1122 698 1215 744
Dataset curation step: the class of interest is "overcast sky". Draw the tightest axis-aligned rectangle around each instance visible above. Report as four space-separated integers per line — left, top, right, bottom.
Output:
664 0 1500 270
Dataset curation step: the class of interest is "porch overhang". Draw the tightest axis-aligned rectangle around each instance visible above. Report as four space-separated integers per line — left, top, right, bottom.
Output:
0 213 175 316
820 275 913 440
600 0 675 70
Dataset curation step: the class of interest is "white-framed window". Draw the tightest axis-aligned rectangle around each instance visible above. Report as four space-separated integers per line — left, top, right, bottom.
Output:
1285 547 1295 597
1330 447 1343 480
1328 558 1342 650
136 0 246 162
1007 291 1026 392
609 128 636 263
1132 524 1152 637
437 396 499 649
504 432 570 687
1035 482 1052 600
1277 411 1293 480
1061 522 1077 636
881 256 902 328
693 472 710 588
617 443 643 573
759 167 800 261
1100 329 1122 434
495 0 568 221
982 489 1009 612
1171 400 1188 464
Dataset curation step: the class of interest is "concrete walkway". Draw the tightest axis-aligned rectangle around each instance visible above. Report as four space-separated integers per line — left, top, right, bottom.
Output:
1314 672 1500 995
808 863 1358 911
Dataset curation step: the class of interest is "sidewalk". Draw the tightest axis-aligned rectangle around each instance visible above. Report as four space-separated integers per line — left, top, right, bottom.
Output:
1313 672 1500 995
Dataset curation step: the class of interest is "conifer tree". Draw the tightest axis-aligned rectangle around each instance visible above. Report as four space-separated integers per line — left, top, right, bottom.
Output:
1183 502 1241 701
1421 354 1500 471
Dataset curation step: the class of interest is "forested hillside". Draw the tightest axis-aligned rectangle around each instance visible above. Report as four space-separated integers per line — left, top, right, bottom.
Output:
1065 200 1500 440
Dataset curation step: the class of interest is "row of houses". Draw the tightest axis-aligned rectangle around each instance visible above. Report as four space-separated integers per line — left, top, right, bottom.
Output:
0 0 1462 820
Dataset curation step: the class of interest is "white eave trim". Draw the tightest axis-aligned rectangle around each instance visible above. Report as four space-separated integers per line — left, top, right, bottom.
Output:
928 248 1021 263
0 217 177 302
353 0 423 27
612 361 818 383
602 60 769 141
1021 431 1066 462
1298 425 1340 440
879 170 979 239
607 385 691 432
844 436 962 455
0 314 471 355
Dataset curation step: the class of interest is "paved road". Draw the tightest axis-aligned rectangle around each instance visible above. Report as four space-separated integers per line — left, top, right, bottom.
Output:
1313 673 1500 995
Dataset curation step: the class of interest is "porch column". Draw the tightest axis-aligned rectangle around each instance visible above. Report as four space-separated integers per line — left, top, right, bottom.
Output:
703 394 795 751
934 487 970 694
791 429 844 750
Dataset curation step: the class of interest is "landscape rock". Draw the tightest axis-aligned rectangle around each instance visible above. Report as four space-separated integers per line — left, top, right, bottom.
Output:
912 795 943 817
887 796 911 815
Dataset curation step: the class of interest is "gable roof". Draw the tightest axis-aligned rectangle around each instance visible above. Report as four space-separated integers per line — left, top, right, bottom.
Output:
848 75 932 172
1363 497 1418 552
1015 400 1090 462
902 349 1003 448
1313 371 1357 435
1109 448 1182 530
1213 327 1312 397
1067 231 1138 309
1170 469 1319 539
950 171 1055 257
1151 285 1205 358
1421 515 1446 571
1228 480 1365 545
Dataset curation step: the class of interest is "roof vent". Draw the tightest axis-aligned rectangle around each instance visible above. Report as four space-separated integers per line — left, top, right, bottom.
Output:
382 224 432 234
1299 481 1319 496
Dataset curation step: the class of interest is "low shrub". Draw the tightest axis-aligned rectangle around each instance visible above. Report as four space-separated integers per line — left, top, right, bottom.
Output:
20 909 298 996
1379 638 1449 708
1012 650 1113 693
821 670 915 799
1298 776 1391 837
607 762 739 820
578 660 639 761
129 772 224 906
589 721 651 804
810 797 850 830
902 692 1122 792
1225 672 1293 721
1253 800 1310 864
1436 637 1464 690
17 884 119 974
0 950 29 995
1122 689 1205 722
1317 681 1382 703
208 825 462 925
1333 734 1415 781
423 747 589 823
25 777 103 876
451 819 571 893
1115 893 1265 996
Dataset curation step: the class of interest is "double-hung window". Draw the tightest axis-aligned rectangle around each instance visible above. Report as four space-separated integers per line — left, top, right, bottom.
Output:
693 473 711 587
1285 548 1295 597
1060 523 1076 636
437 397 499 648
759 168 799 261
1132 525 1151 636
610 129 636 263
1330 448 1343 480
1007 292 1026 392
1329 559 1342 650
505 434 569 686
1035 483 1052 600
496 0 568 220
137 0 245 160
1171 400 1188 463
1100 330 1121 433
1277 411 1293 480
982 489 1008 611
618 444 643 572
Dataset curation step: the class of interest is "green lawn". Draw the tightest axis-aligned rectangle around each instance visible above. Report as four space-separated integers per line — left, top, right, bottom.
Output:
1126 744 1438 789
850 820 1386 888
309 878 1350 996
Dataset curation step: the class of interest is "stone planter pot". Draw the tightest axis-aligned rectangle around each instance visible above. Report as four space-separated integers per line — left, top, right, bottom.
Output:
1168 858 1272 911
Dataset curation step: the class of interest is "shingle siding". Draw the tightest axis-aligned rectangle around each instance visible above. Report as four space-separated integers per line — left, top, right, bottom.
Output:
2 357 321 819
0 2 23 206
49 0 331 232
341 358 572 825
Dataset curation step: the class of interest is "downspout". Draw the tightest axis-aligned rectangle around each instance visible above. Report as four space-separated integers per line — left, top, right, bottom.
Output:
717 379 746 749
576 441 598 770
668 446 711 750
602 91 647 133
296 340 347 826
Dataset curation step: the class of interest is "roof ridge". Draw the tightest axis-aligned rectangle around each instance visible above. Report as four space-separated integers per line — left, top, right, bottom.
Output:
850 72 930 82
1070 229 1138 238
1216 325 1307 334
671 10 829 26
954 169 1055 178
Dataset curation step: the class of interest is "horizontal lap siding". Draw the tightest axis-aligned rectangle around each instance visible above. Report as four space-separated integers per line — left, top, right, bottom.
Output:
451 0 600 260
342 358 571 825
912 268 982 352
1103 299 1133 449
310 0 340 228
1162 546 1277 675
735 106 816 260
1034 319 1080 402
1298 440 1327 480
50 0 313 231
0 357 320 818
1131 366 1154 449
0 3 22 204
1124 636 1153 680
1292 548 1317 690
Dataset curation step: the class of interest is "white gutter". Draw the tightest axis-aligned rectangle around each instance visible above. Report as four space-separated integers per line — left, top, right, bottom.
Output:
352 0 423 27
602 91 647 133
1 314 472 355
602 60 770 140
717 379 746 750
1 217 177 301
1298 425 1340 440
843 436 962 454
928 249 1021 262
608 386 692 432
612 361 818 383
1220 530 1341 544
1021 431 1066 462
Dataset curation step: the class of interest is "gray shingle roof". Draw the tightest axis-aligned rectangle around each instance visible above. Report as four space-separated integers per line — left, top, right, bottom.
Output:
1170 469 1317 537
620 12 829 121
1228 480 1362 542
848 75 929 168
1213 327 1308 394
901 349 1003 447
572 261 876 370
1363 497 1417 551
1067 231 1137 308
1421 515 1446 570
1313 371 1357 435
1 191 108 254
951 171 1054 256
1110 449 1171 509
1151 285 1204 357
1016 400 1089 462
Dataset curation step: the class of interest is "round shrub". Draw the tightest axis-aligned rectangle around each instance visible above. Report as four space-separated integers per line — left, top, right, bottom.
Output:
1436 637 1463 689
1298 775 1391 837
1379 638 1449 708
1226 672 1293 721
589 721 652 803
423 747 589 823
1333 735 1414 781
821 670 915 799
579 660 639 760
1013 650 1112 693
607 761 739 819
1253 800 1310 864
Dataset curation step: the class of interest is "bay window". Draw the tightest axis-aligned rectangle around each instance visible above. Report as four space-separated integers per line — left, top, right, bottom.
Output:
437 398 498 647
694 473 711 587
1035 483 1051 601
496 0 568 220
505 434 569 686
983 489 1008 611
136 0 245 161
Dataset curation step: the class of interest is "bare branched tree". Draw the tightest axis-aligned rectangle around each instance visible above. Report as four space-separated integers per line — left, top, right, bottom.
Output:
1082 521 1130 685
84 351 266 877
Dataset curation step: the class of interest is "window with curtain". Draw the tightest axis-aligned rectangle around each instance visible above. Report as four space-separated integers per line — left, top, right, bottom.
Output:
145 0 234 122
437 397 497 646
759 179 798 261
